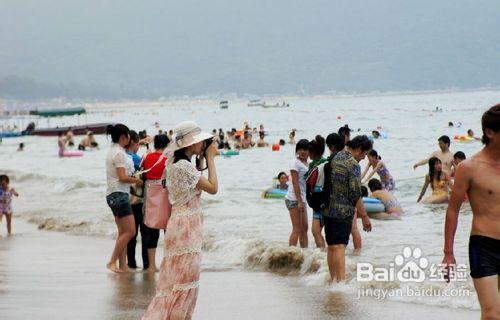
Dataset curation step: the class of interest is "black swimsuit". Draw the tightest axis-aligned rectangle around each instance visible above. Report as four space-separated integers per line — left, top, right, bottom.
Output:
468 235 500 278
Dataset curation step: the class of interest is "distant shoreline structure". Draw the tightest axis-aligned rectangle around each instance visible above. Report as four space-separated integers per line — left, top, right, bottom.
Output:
1 86 499 111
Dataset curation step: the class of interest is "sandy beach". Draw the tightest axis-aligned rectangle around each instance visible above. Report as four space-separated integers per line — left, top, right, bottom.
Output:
0 219 480 320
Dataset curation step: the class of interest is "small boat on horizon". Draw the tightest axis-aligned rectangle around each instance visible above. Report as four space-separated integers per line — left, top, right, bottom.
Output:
247 99 263 107
219 100 229 109
261 101 290 108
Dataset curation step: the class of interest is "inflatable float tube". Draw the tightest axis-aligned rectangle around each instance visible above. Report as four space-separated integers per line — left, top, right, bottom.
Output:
59 150 84 157
263 188 287 199
363 197 385 213
453 135 474 143
220 150 240 156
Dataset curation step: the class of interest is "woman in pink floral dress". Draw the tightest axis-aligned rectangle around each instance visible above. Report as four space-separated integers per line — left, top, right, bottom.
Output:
143 121 218 320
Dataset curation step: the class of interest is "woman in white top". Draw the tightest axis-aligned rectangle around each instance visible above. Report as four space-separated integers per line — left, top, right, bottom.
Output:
143 121 218 320
105 124 143 273
285 139 309 248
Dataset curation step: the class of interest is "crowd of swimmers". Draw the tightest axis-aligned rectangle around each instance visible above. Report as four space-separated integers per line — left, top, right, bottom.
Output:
276 120 487 286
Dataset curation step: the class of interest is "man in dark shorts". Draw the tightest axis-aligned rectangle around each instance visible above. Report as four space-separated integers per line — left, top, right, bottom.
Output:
324 135 372 282
443 104 500 319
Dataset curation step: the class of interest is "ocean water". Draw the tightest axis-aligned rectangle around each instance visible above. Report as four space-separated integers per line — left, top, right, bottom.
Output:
2 90 499 311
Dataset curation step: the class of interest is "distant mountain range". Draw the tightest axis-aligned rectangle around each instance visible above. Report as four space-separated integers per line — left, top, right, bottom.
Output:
1 0 499 100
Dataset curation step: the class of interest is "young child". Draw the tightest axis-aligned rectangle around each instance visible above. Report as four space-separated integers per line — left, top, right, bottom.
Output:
275 172 289 190
0 175 19 235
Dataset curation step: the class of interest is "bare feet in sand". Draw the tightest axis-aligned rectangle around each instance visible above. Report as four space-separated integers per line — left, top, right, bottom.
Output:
147 266 159 273
106 262 123 273
121 266 135 273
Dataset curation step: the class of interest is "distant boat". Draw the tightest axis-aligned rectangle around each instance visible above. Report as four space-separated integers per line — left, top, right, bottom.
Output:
261 101 290 108
29 107 86 117
31 123 112 136
0 131 23 138
219 100 229 109
247 99 263 107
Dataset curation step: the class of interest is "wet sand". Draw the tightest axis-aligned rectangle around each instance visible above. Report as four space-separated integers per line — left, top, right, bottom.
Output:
0 220 480 320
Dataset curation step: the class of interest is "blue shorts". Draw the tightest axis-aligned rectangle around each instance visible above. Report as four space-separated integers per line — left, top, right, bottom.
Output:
312 211 323 223
106 192 133 218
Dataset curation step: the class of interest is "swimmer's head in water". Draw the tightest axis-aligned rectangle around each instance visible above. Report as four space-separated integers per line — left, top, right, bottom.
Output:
428 157 442 180
368 179 382 192
448 122 454 127
467 129 474 137
346 135 373 162
326 133 345 153
372 130 380 138
438 135 451 150
279 139 286 146
481 104 500 145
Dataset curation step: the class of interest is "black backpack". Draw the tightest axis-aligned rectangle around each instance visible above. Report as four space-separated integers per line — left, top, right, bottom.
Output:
306 156 333 212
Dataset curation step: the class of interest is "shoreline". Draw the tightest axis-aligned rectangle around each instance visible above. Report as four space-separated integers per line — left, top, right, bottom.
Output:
2 87 500 111
0 218 480 319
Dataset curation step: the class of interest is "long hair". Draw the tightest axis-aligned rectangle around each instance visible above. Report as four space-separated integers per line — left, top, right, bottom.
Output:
428 157 442 188
173 148 190 163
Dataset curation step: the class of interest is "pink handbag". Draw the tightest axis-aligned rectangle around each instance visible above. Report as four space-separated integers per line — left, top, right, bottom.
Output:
144 182 172 230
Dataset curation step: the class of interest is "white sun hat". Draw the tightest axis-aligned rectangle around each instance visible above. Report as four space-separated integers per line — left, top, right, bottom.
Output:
167 121 213 152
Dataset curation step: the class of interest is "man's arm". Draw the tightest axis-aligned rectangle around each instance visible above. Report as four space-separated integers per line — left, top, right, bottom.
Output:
442 162 470 278
443 163 469 254
413 152 436 169
351 164 372 232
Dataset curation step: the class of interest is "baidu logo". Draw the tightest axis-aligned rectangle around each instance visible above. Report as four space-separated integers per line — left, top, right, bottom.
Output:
357 246 466 283
395 247 428 282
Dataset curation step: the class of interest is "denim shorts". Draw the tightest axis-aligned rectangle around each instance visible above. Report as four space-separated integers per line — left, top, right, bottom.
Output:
312 210 323 223
285 199 299 210
106 192 133 218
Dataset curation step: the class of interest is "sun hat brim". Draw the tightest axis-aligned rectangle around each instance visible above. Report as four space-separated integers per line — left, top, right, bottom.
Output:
166 131 214 153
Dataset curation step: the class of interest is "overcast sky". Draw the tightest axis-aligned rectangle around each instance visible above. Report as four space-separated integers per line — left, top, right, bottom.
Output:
1 0 499 98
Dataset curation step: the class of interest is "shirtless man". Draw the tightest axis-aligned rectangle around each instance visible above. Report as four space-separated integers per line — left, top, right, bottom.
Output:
442 104 500 320
413 135 454 175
